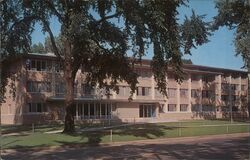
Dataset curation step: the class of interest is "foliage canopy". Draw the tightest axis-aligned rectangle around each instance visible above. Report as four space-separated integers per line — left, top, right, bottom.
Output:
1 0 210 132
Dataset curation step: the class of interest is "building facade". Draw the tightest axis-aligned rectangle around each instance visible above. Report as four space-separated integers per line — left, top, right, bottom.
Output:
1 53 249 124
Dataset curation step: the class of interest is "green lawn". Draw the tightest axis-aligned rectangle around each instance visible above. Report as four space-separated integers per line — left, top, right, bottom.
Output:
2 120 250 149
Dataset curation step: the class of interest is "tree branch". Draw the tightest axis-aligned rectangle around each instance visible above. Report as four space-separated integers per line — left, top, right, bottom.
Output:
41 19 63 61
95 12 121 26
8 16 37 34
44 0 65 22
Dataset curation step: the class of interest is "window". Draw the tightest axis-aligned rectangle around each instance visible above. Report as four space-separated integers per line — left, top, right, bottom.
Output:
31 60 36 70
139 104 156 118
135 70 151 79
27 81 51 92
180 89 188 98
221 83 229 91
167 73 175 80
84 103 89 116
202 75 214 83
202 90 214 98
118 86 130 97
101 103 106 116
168 104 176 112
231 84 239 91
77 102 113 119
202 105 215 112
191 75 200 81
28 103 47 113
180 104 188 112
137 87 151 96
90 103 94 116
241 85 246 91
221 95 229 101
28 59 50 71
168 88 176 98
191 104 200 112
41 61 46 71
55 82 65 94
82 84 95 96
232 106 239 112
221 106 229 112
232 95 238 102
55 62 63 72
36 61 41 71
191 89 199 98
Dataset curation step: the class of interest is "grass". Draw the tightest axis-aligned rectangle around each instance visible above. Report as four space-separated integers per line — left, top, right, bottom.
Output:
2 120 250 149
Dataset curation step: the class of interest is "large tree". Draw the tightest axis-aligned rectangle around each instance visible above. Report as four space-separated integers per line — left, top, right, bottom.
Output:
212 0 250 116
1 0 210 133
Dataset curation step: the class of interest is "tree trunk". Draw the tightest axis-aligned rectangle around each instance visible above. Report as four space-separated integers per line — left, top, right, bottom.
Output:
63 75 75 133
63 41 75 134
248 70 250 118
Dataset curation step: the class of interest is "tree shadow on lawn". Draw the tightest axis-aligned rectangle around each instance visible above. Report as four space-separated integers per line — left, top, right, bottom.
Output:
3 123 180 150
112 123 178 139
55 123 179 146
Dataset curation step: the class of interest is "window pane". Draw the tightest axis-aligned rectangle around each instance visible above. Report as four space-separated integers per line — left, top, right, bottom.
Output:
221 106 229 112
84 103 89 117
191 104 200 112
101 103 106 116
202 105 215 112
168 88 176 98
180 104 188 112
232 106 238 112
28 103 32 112
31 60 36 70
37 103 42 112
90 103 94 116
95 103 100 118
139 105 143 117
41 61 46 71
107 103 111 116
27 82 32 92
180 89 188 98
33 82 38 92
143 105 148 117
191 89 199 98
78 104 83 116
37 61 41 71
168 104 176 112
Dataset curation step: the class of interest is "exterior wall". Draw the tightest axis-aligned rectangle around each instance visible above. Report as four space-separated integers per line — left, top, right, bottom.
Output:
115 102 139 120
1 54 249 124
1 59 26 124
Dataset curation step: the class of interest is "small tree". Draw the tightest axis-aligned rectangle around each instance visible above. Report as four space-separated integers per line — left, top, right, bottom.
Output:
1 0 210 133
30 42 46 53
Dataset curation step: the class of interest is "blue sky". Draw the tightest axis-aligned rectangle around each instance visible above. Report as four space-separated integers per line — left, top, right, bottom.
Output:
31 0 245 71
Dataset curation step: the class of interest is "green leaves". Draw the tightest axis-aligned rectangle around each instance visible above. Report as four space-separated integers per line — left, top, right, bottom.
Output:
30 42 45 53
2 0 211 98
181 11 211 55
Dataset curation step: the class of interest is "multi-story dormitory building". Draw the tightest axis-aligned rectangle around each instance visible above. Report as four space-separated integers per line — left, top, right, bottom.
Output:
1 53 249 124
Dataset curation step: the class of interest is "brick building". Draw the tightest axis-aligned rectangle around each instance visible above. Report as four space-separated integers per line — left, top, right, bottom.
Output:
1 53 248 124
